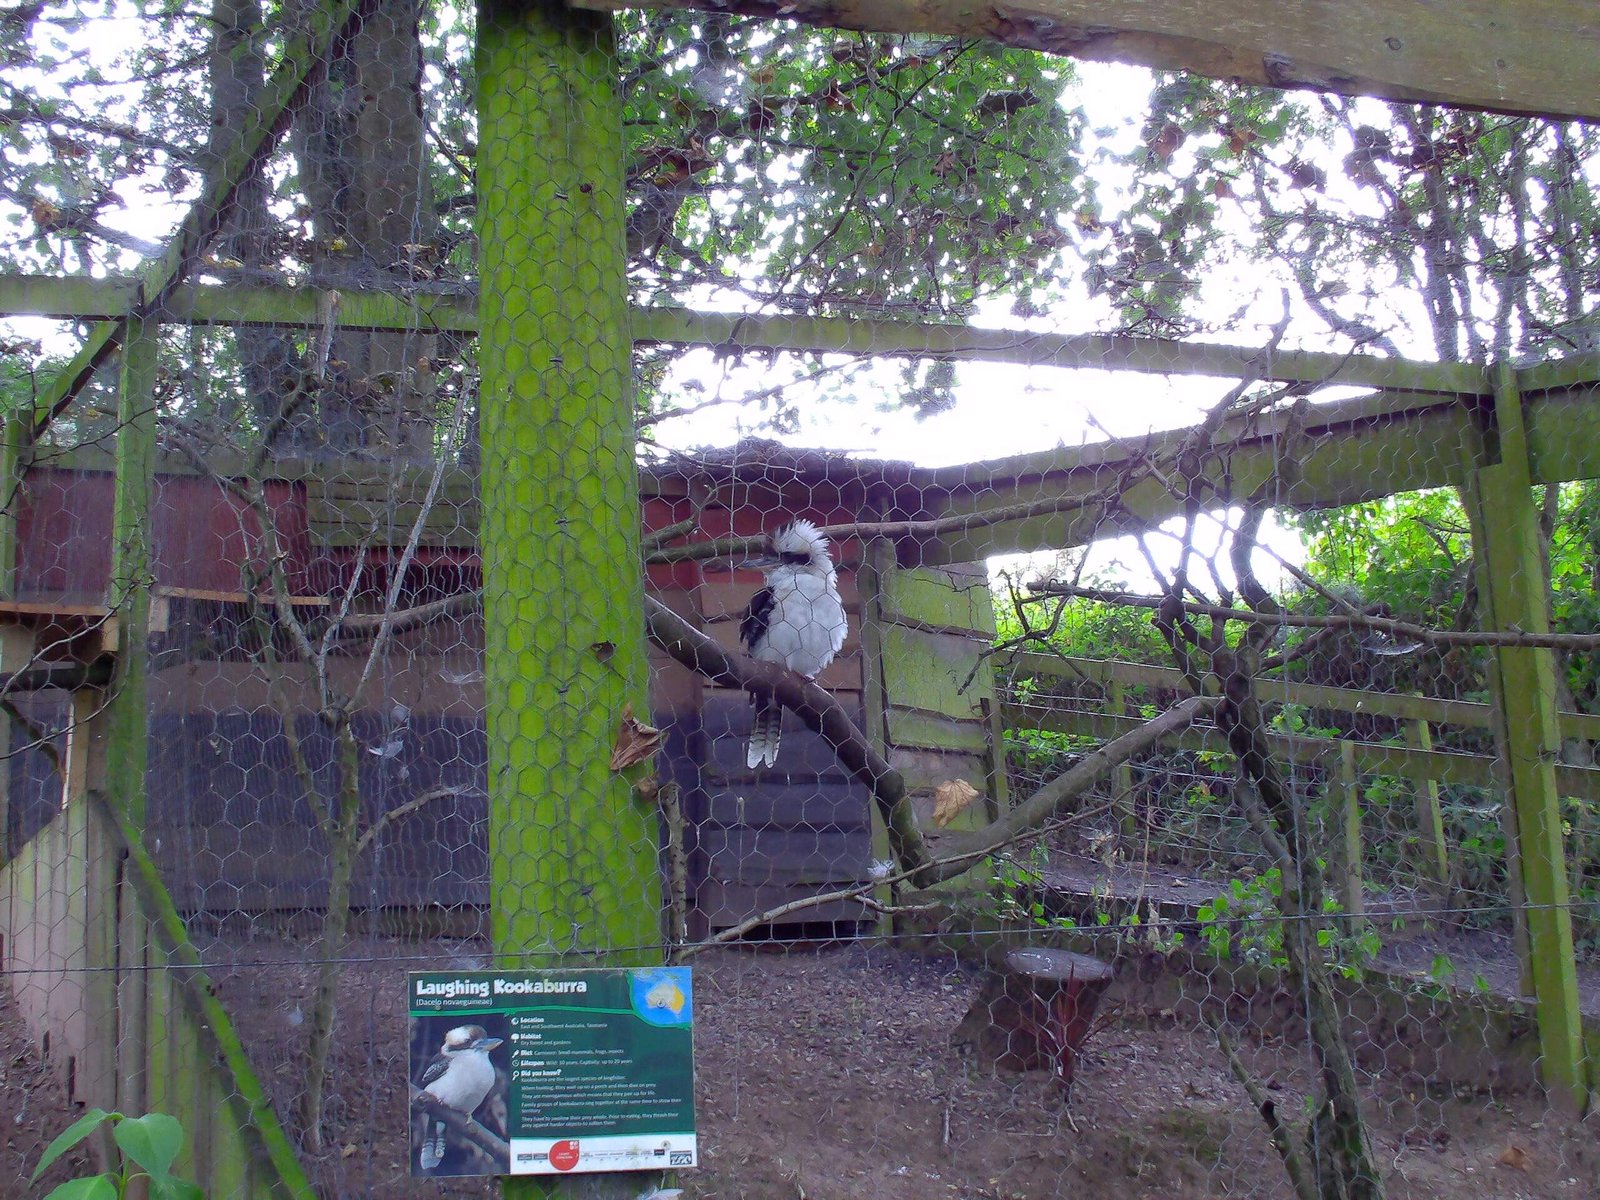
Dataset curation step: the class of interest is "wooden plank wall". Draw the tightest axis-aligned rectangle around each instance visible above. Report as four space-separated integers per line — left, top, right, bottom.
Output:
692 551 872 932
872 559 1006 832
0 799 306 1198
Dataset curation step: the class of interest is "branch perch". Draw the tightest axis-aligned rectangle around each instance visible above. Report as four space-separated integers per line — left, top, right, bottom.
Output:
643 594 934 880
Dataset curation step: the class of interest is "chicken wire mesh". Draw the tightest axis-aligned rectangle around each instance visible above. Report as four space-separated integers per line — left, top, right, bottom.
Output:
1 1 1599 1198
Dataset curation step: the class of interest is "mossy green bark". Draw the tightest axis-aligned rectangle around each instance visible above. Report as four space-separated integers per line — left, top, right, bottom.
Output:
477 1 665 1191
107 317 157 825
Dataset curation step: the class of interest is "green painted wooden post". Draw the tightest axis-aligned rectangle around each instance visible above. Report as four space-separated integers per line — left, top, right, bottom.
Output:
1107 681 1136 839
477 1 667 1194
104 315 158 1128
1402 696 1451 899
107 316 157 822
1336 741 1364 921
1464 363 1588 1112
0 403 27 599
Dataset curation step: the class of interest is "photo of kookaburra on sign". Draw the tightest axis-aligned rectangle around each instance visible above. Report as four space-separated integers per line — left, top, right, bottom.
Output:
410 1018 511 1176
408 969 696 1178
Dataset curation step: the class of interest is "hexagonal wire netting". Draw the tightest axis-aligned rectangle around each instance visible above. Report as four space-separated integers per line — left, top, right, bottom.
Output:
0 2 1597 1198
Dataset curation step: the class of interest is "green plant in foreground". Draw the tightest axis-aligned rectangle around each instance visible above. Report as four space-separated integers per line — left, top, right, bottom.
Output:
32 1110 202 1200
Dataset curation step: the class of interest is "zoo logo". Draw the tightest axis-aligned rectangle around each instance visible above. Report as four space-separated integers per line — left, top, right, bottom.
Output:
549 1140 581 1171
669 1151 693 1166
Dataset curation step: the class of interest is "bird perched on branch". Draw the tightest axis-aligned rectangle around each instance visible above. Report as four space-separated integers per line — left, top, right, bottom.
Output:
414 1023 503 1172
739 519 847 768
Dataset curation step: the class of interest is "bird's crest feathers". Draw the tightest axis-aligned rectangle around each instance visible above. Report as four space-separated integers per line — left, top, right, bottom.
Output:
771 518 831 561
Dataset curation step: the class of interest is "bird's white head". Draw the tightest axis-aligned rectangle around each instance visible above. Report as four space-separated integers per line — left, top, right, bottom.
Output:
763 519 833 570
442 1024 503 1054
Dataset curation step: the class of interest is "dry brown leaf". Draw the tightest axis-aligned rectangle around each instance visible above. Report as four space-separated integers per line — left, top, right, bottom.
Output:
1496 1144 1530 1170
932 778 981 827
609 702 666 771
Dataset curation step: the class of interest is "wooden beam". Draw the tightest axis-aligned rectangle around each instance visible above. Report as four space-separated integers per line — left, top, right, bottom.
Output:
916 389 1486 564
1003 650 1600 742
1461 364 1588 1113
569 0 1600 122
631 308 1489 395
27 0 375 438
0 274 1494 394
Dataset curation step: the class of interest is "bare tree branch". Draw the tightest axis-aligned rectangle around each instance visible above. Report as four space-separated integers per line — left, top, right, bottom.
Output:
409 1088 509 1164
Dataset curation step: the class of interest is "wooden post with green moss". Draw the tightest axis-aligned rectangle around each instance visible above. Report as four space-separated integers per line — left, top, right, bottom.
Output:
107 316 157 823
477 0 669 1194
1463 363 1589 1113
1401 697 1450 899
103 315 159 1123
1336 740 1364 922
1107 680 1136 839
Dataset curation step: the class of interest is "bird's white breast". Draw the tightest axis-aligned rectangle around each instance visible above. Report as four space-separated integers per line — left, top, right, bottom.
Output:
426 1051 497 1114
755 569 846 677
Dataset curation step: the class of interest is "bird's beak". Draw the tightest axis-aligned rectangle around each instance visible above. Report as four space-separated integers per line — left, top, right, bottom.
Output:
701 552 778 573
474 1037 504 1051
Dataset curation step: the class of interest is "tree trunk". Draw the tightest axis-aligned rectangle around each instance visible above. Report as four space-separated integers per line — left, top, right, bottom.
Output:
951 948 1114 1096
210 0 304 443
290 0 437 458
1216 662 1385 1200
297 720 363 1152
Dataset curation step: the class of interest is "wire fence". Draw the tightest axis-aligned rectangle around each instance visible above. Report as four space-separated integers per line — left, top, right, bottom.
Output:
1 2 1599 1198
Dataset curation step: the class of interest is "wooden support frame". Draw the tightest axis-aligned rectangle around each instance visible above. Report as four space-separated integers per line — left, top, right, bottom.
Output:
568 0 1600 122
1401 697 1451 899
1460 365 1589 1113
26 0 375 440
476 1 667 1196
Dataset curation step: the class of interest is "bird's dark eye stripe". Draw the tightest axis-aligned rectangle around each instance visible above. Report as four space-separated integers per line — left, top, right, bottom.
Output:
781 550 812 563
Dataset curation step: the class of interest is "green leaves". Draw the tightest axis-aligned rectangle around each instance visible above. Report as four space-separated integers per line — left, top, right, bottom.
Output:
32 1109 201 1200
41 1177 120 1200
33 1109 116 1181
112 1113 185 1181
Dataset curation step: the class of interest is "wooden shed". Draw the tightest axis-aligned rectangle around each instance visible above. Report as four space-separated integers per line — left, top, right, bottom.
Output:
643 443 1008 934
2 443 1006 933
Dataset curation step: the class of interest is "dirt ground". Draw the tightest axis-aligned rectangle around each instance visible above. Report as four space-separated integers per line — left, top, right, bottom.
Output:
0 982 94 1197
4 935 1597 1200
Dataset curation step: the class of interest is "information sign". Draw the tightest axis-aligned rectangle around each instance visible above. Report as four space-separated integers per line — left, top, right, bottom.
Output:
408 967 695 1177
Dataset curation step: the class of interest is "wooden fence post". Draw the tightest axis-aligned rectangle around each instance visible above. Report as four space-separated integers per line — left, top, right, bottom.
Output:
103 313 158 1125
1107 680 1137 840
1336 740 1364 921
477 1 667 1195
1402 696 1451 900
1462 362 1588 1113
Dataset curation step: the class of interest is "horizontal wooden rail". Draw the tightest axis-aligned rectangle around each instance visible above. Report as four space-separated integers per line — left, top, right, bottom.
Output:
1002 701 1600 802
0 274 1497 393
571 0 1600 124
1002 650 1600 742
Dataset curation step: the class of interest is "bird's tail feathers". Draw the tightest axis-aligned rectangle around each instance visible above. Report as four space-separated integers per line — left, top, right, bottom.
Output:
747 697 782 769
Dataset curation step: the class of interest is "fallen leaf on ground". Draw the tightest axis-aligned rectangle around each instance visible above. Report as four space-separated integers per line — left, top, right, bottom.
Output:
1497 1144 1530 1170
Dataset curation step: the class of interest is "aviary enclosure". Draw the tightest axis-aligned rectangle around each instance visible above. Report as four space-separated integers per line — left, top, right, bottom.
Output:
0 1 1597 1197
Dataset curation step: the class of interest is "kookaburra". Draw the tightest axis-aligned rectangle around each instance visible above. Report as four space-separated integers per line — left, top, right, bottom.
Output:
739 519 847 768
414 1024 503 1172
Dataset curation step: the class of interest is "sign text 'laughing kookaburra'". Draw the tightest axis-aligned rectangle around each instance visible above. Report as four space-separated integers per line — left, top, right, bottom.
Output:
414 1023 503 1172
739 519 848 769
